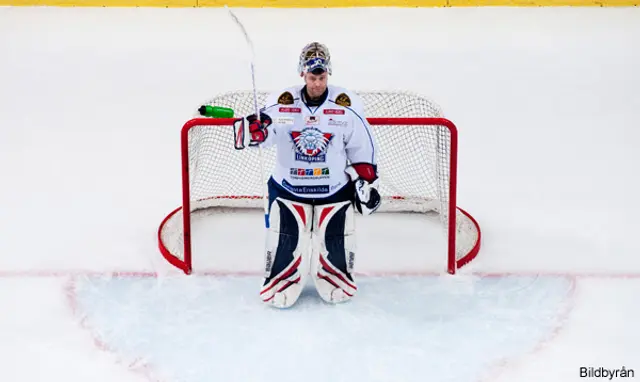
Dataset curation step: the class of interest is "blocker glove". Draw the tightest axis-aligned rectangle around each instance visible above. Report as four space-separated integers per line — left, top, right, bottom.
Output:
345 164 381 215
246 112 272 146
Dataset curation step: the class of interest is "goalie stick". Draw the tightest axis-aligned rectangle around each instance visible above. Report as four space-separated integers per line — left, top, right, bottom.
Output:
226 6 270 228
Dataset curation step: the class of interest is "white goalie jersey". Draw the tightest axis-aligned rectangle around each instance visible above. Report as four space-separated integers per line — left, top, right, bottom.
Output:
258 84 377 199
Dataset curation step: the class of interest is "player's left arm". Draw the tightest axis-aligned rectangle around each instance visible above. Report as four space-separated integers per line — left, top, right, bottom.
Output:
343 105 381 215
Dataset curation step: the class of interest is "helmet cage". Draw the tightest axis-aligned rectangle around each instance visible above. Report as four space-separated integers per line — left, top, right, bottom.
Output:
298 42 332 75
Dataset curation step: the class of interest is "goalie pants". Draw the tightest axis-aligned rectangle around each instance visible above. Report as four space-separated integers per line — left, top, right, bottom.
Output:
264 177 356 285
267 177 355 208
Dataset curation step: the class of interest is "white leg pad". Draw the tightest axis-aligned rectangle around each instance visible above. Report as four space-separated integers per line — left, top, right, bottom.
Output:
311 201 357 304
260 197 313 309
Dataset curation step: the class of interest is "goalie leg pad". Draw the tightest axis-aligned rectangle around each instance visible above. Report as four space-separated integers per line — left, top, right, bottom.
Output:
311 201 357 304
261 197 312 308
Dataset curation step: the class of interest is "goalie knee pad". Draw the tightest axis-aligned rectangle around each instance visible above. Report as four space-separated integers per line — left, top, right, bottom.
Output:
311 201 357 303
261 197 312 308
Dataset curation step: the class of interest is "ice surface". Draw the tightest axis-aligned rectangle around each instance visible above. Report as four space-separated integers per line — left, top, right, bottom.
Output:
1 6 639 382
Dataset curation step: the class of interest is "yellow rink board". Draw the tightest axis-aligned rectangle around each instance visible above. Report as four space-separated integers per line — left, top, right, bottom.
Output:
1 0 638 7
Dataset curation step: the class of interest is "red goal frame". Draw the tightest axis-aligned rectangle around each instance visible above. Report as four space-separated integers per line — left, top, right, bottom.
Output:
158 117 481 275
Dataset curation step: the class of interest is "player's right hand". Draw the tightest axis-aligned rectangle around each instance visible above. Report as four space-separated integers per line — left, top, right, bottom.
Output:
247 112 272 146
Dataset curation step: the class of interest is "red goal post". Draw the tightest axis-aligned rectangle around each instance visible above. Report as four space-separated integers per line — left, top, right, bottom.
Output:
158 91 481 275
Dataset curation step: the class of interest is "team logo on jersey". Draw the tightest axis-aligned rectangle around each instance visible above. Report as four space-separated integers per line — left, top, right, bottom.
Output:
328 118 347 126
290 127 333 163
289 167 330 179
335 93 351 107
279 107 301 113
281 179 329 194
275 117 295 125
305 115 320 126
278 91 294 105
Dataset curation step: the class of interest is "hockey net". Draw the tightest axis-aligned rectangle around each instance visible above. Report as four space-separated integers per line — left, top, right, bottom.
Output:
158 91 481 275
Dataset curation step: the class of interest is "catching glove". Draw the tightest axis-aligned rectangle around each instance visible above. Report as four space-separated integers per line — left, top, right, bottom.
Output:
345 164 381 215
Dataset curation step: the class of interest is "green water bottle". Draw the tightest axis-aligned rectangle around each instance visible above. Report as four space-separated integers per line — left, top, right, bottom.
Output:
198 105 235 118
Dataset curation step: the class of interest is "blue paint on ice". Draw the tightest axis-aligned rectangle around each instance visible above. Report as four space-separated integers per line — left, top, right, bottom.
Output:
72 275 573 382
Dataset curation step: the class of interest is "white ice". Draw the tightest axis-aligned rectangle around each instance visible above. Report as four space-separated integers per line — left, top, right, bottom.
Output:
1 6 640 382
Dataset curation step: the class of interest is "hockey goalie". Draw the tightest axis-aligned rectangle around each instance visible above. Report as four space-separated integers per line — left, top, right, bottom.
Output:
234 42 381 309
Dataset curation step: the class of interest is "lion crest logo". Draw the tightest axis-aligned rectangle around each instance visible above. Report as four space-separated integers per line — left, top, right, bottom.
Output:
290 127 333 163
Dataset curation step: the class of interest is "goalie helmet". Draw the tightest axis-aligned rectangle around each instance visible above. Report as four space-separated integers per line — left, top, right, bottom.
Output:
298 42 332 76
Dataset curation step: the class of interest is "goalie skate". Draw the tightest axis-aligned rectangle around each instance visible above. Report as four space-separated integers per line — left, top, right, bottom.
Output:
311 201 357 304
